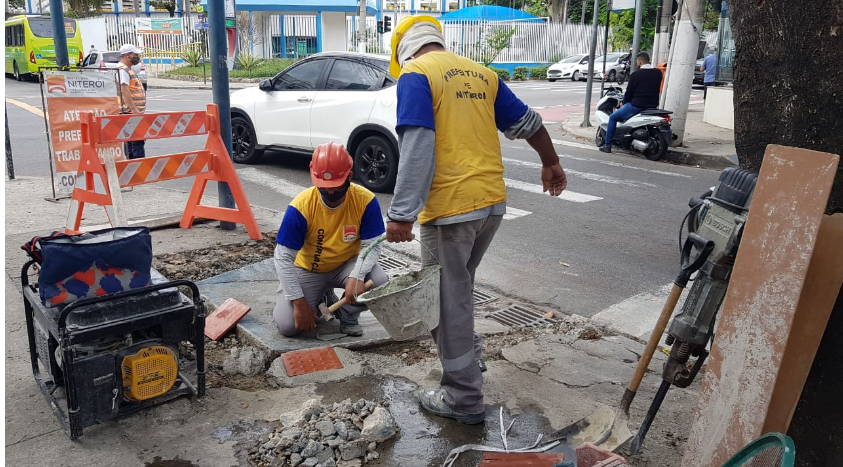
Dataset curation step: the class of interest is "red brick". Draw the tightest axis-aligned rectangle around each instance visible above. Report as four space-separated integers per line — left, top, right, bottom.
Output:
576 443 626 467
480 453 565 466
204 298 251 341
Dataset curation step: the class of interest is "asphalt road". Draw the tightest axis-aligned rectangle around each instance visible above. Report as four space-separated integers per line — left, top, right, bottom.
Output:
4 76 716 318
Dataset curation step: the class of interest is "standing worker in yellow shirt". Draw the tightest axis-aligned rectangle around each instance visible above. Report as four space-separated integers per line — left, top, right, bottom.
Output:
385 16 568 425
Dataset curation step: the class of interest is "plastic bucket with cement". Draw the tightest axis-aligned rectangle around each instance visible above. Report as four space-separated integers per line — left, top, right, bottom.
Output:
358 265 441 341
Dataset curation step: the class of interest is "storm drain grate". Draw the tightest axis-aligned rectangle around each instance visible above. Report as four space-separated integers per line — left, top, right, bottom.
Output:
473 289 498 305
486 304 555 328
378 254 410 272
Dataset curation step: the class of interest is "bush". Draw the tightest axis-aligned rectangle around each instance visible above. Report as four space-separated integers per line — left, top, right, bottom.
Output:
489 67 510 81
529 65 550 80
513 66 529 80
179 46 203 68
234 53 266 76
167 58 298 79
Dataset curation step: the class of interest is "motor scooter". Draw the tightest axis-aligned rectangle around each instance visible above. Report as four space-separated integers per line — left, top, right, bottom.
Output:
595 86 674 161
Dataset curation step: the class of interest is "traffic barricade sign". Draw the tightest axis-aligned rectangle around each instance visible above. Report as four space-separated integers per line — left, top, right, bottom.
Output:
65 104 262 240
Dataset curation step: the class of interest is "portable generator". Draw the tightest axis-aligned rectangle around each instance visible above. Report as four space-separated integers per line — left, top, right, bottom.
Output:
22 264 206 439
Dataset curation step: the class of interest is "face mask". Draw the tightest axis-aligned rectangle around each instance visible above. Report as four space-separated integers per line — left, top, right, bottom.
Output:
130 56 140 65
319 178 351 204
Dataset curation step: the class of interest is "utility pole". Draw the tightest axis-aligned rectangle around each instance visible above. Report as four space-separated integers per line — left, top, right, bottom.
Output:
662 0 704 146
653 0 672 64
48 0 69 69
209 0 237 230
581 0 601 128
630 0 644 72
358 0 367 53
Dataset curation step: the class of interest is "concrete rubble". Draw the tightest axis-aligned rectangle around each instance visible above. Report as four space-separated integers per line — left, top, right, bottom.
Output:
250 399 398 467
223 346 270 376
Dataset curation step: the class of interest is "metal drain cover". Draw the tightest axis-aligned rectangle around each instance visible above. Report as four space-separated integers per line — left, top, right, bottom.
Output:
486 304 555 328
473 289 498 305
378 254 410 272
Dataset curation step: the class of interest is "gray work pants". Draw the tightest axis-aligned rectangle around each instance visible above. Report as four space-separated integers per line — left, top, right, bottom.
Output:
273 256 388 337
420 214 503 414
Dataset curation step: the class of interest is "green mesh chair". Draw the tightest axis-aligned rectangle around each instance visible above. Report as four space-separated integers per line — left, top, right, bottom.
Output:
721 433 796 467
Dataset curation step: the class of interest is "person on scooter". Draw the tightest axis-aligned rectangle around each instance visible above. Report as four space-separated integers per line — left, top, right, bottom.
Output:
599 52 663 153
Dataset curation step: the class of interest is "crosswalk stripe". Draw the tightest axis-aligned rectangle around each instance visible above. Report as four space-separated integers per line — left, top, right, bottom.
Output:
504 178 602 202
549 139 694 178
503 157 658 188
237 167 309 198
504 206 532 220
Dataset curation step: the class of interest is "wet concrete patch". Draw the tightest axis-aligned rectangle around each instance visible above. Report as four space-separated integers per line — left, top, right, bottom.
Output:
315 375 573 467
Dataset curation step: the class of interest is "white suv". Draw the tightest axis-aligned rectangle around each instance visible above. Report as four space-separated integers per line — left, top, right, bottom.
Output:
230 52 400 192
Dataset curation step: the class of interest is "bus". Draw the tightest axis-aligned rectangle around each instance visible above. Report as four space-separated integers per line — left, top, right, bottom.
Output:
5 15 84 80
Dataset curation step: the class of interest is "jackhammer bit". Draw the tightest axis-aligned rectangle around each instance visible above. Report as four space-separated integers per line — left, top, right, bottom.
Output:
628 168 758 454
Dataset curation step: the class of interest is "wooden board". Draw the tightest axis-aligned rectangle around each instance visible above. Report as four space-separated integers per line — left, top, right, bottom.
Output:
681 145 840 467
204 298 251 340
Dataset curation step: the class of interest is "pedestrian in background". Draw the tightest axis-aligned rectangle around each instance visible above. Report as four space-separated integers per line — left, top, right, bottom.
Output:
701 46 718 100
117 44 146 159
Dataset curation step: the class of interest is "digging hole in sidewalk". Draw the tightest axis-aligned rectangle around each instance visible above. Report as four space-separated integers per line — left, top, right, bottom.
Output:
153 231 277 282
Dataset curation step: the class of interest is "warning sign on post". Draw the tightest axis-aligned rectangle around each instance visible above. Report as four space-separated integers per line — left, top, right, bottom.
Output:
42 70 123 196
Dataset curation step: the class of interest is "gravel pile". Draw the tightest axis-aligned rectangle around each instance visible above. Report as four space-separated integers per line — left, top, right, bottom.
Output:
248 399 398 467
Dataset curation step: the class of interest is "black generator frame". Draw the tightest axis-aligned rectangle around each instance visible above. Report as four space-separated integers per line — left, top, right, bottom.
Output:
21 260 206 439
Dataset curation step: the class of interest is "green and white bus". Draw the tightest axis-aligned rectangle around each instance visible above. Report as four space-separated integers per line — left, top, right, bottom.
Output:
5 15 84 80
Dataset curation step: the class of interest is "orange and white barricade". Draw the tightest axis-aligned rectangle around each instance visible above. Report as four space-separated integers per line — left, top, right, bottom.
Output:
66 104 262 240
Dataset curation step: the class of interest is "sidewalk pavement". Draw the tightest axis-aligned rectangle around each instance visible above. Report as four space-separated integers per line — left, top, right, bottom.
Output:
4 175 699 467
560 107 738 170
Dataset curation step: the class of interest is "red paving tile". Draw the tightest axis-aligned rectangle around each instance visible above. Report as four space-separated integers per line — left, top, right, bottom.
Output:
204 298 251 340
282 347 344 377
480 452 565 466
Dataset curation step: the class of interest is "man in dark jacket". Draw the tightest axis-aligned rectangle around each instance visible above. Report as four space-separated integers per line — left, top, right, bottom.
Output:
600 52 663 153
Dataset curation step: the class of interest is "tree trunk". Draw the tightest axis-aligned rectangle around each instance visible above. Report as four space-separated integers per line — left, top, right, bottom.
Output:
730 0 843 214
730 3 843 466
580 0 587 24
562 0 569 24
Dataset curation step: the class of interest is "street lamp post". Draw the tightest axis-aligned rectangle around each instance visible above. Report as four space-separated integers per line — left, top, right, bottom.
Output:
581 0 602 127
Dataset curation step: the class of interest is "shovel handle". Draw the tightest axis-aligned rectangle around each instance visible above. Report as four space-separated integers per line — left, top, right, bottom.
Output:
625 284 684 397
326 279 375 313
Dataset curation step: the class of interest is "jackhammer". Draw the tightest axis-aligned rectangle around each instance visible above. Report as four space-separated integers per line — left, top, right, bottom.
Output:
629 167 758 453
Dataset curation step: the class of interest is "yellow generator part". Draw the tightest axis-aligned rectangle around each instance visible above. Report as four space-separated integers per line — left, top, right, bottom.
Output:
122 346 178 401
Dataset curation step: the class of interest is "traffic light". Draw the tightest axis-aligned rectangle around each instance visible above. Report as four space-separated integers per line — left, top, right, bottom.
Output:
383 16 392 33
377 20 384 34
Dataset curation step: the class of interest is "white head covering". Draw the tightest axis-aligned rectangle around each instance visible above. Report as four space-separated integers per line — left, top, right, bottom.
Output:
396 22 445 68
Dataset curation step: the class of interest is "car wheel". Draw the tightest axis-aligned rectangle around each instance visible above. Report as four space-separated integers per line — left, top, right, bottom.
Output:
548 78 557 82
353 135 397 193
13 61 22 81
230 116 264 164
572 70 581 82
643 129 669 161
608 70 617 82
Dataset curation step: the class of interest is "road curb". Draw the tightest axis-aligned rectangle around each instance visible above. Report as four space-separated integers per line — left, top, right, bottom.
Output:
559 118 738 171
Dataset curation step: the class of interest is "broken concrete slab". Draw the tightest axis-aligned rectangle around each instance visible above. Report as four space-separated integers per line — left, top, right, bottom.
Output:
223 345 269 376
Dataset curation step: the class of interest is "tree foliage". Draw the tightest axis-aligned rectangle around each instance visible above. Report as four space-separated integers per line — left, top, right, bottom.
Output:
474 26 516 66
64 0 109 18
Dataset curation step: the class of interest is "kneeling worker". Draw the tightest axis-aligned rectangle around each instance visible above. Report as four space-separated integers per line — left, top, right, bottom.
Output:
273 142 388 337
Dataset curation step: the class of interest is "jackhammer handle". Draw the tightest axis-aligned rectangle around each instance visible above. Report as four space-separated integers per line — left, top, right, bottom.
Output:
326 279 375 313
623 284 684 404
677 233 715 287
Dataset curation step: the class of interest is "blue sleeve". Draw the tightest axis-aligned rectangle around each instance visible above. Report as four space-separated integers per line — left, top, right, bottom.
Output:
396 72 435 131
275 206 308 250
494 77 529 132
360 196 386 240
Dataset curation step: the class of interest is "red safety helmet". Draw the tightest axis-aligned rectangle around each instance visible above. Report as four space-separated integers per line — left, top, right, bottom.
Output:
310 142 353 188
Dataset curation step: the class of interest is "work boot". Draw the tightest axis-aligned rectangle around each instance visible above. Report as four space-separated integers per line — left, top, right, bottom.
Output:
599 145 612 153
417 388 485 425
339 318 363 337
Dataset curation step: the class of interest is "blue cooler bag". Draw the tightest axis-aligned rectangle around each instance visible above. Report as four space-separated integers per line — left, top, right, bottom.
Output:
38 227 153 308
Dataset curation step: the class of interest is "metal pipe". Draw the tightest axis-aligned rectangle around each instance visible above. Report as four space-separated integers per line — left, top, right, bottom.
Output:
6 106 15 180
208 0 236 230
630 0 644 72
601 0 611 96
49 0 70 69
581 0 601 127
